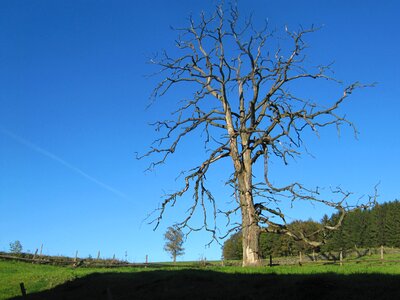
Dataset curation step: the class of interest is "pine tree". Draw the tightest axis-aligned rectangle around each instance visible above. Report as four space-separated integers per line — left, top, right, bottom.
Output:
384 201 400 247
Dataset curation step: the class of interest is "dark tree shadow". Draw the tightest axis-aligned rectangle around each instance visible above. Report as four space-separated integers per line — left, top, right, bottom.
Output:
10 269 400 300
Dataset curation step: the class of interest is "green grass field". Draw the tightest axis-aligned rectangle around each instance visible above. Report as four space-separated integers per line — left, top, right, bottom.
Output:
2 259 400 299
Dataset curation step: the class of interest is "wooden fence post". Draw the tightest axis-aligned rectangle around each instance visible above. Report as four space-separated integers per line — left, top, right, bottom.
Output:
20 282 27 298
299 251 302 266
33 249 38 261
381 245 384 263
74 250 78 262
97 251 101 260
312 249 316 262
269 255 273 267
39 244 43 256
145 255 148 264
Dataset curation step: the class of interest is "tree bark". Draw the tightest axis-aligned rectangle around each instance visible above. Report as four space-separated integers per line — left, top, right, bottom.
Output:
238 148 262 266
242 216 261 266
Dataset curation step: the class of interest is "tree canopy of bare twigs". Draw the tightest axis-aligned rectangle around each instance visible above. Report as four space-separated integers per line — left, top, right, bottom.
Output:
139 4 377 266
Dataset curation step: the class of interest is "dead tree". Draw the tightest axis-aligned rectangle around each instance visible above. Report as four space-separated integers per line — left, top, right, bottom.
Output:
140 4 377 266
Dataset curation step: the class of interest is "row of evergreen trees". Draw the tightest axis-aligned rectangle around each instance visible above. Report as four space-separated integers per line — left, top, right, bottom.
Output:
223 200 400 260
323 200 400 251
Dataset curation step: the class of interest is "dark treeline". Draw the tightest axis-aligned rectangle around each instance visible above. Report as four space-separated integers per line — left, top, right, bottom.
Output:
223 200 400 260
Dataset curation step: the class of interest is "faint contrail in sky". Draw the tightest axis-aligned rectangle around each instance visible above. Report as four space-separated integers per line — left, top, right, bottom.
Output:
0 127 129 200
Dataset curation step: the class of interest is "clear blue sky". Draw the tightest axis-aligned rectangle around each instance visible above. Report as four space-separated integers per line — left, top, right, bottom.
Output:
0 0 399 262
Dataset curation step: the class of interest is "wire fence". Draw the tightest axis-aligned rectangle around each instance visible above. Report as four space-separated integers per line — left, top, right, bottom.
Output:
2 247 400 268
0 251 209 268
222 247 400 267
268 247 400 267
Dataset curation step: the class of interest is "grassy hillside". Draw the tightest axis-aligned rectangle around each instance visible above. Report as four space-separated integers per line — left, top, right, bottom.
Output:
2 259 400 299
1 260 107 299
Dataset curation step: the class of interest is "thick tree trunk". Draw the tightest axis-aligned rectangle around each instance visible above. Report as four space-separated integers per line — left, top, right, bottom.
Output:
225 110 261 266
242 217 261 266
238 151 262 267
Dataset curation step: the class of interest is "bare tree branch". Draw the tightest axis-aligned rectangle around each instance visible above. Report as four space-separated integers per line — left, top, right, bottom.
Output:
139 3 376 265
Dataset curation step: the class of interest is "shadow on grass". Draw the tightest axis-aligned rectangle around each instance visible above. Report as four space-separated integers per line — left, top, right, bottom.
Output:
10 269 400 300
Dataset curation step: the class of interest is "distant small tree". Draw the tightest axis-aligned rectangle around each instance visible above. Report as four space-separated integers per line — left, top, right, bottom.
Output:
9 240 22 254
164 226 185 262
